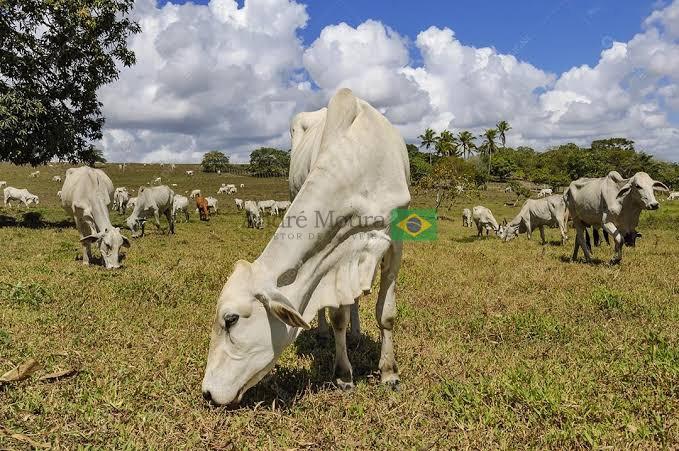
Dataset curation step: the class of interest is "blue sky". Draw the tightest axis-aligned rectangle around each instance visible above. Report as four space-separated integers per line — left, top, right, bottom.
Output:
159 0 659 74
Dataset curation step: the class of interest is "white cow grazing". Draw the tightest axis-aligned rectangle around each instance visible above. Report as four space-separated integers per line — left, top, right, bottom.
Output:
257 199 276 215
57 190 62 200
206 196 218 214
565 171 667 263
537 188 553 198
153 177 162 184
667 192 679 201
126 197 137 211
0 181 6 189
472 205 500 237
275 200 291 215
462 208 472 227
30 171 40 178
3 187 39 207
60 167 130 269
501 195 568 245
186 170 194 176
217 185 229 194
172 194 190 222
52 175 62 182
113 187 129 214
190 189 201 199
240 183 245 188
505 186 513 193
171 163 176 171
234 198 244 210
244 200 263 228
203 89 411 405
225 184 237 194
126 185 175 237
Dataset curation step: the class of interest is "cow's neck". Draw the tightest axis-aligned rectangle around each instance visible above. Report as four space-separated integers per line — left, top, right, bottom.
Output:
90 195 114 232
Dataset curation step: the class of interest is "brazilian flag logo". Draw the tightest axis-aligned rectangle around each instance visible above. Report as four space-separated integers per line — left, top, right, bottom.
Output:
391 209 437 241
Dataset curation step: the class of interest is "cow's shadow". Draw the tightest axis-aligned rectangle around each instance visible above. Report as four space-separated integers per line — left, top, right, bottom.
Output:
452 236 481 243
558 255 607 266
237 329 381 411
0 212 73 229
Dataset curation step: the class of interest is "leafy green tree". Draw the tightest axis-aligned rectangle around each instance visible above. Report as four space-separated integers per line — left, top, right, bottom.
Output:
418 128 437 164
0 0 140 166
406 144 432 182
458 130 477 159
201 151 230 173
435 130 460 157
496 120 512 148
479 129 499 174
249 147 290 176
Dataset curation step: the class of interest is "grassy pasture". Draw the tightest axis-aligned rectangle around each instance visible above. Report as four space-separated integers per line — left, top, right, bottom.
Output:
1 162 678 449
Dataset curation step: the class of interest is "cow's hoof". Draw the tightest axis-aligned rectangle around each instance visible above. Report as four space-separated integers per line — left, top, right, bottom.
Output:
609 258 622 265
381 374 400 390
335 379 355 391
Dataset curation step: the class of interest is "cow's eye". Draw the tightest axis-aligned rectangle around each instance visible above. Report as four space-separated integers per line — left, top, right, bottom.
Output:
223 313 239 329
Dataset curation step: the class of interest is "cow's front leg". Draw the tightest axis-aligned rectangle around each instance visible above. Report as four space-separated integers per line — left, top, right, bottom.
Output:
572 221 589 261
81 242 92 265
165 209 175 234
317 308 329 337
349 301 361 340
376 241 401 388
603 222 623 264
153 209 163 233
539 226 546 244
330 305 353 390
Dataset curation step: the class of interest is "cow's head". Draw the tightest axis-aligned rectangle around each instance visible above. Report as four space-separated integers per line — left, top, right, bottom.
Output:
29 196 39 205
81 227 131 269
501 222 521 241
616 172 668 211
202 260 309 406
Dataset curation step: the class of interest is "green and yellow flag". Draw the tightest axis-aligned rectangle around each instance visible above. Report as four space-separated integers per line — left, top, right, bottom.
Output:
390 208 437 241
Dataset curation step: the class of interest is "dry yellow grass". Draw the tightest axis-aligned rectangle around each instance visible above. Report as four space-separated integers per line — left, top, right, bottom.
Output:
1 162 678 449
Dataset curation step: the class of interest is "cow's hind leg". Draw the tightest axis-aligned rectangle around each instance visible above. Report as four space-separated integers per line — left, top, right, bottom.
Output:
165 209 175 234
317 308 329 337
376 241 402 388
329 305 353 390
539 226 546 244
349 301 361 340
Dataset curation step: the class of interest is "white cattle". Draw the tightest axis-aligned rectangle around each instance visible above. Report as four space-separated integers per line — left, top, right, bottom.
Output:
118 164 123 170
190 189 201 199
257 199 277 215
505 186 513 193
171 164 176 171
274 200 291 215
203 89 410 405
564 171 667 263
172 194 190 222
217 185 229 194
52 175 62 182
0 181 6 189
3 187 39 208
206 196 218 214
126 197 137 211
225 184 237 194
472 205 500 237
29 171 40 178
667 192 679 201
240 183 245 188
126 185 175 237
244 200 263 229
537 188 553 198
113 187 129 214
153 177 162 184
57 190 62 200
171 183 177 187
234 198 244 210
186 170 194 176
501 195 568 245
462 208 472 227
60 167 130 269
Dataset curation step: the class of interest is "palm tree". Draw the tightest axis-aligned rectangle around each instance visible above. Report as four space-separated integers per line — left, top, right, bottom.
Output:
435 130 460 157
458 130 477 159
480 128 498 174
418 128 437 164
496 120 512 148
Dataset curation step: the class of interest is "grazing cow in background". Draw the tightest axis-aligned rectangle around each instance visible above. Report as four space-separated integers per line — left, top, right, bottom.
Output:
501 195 568 245
564 171 668 264
472 205 500 237
52 175 62 182
126 185 175 237
186 170 194 176
4 187 39 208
57 190 62 200
30 171 40 178
113 187 129 214
196 195 210 221
245 201 263 228
153 177 162 184
126 197 137 211
257 199 276 215
462 208 472 227
217 185 229 194
172 194 190 222
275 200 291 215
225 184 237 194
667 192 679 201
202 89 411 406
0 181 6 189
537 188 553 198
206 196 218 214
171 163 176 171
234 198 244 210
60 167 130 269
118 164 123 170
505 186 513 193
240 183 245 188
190 189 201 199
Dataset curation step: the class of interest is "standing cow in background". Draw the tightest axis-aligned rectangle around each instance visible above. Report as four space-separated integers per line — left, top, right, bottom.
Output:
126 185 175 237
501 195 569 245
462 208 472 227
196 195 210 221
565 171 667 264
113 187 129 214
4 187 39 208
172 194 191 222
537 188 553 198
202 89 411 406
60 167 130 269
244 200 263 228
472 206 501 237
667 192 679 201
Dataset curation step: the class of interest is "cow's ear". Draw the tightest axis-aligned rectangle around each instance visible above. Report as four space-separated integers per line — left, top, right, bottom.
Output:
653 181 669 192
80 233 102 244
616 182 632 200
257 290 310 330
121 235 131 248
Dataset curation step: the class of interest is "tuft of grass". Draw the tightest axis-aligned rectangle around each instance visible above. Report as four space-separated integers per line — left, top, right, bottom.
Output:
0 282 51 309
592 286 625 311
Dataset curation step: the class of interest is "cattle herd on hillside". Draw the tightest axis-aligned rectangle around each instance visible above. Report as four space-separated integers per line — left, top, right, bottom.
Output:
0 89 676 406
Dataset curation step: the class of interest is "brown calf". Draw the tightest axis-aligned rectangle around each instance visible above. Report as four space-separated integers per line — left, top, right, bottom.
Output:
196 195 210 221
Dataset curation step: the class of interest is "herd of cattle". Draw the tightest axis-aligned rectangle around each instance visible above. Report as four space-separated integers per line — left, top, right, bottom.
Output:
1 89 676 408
